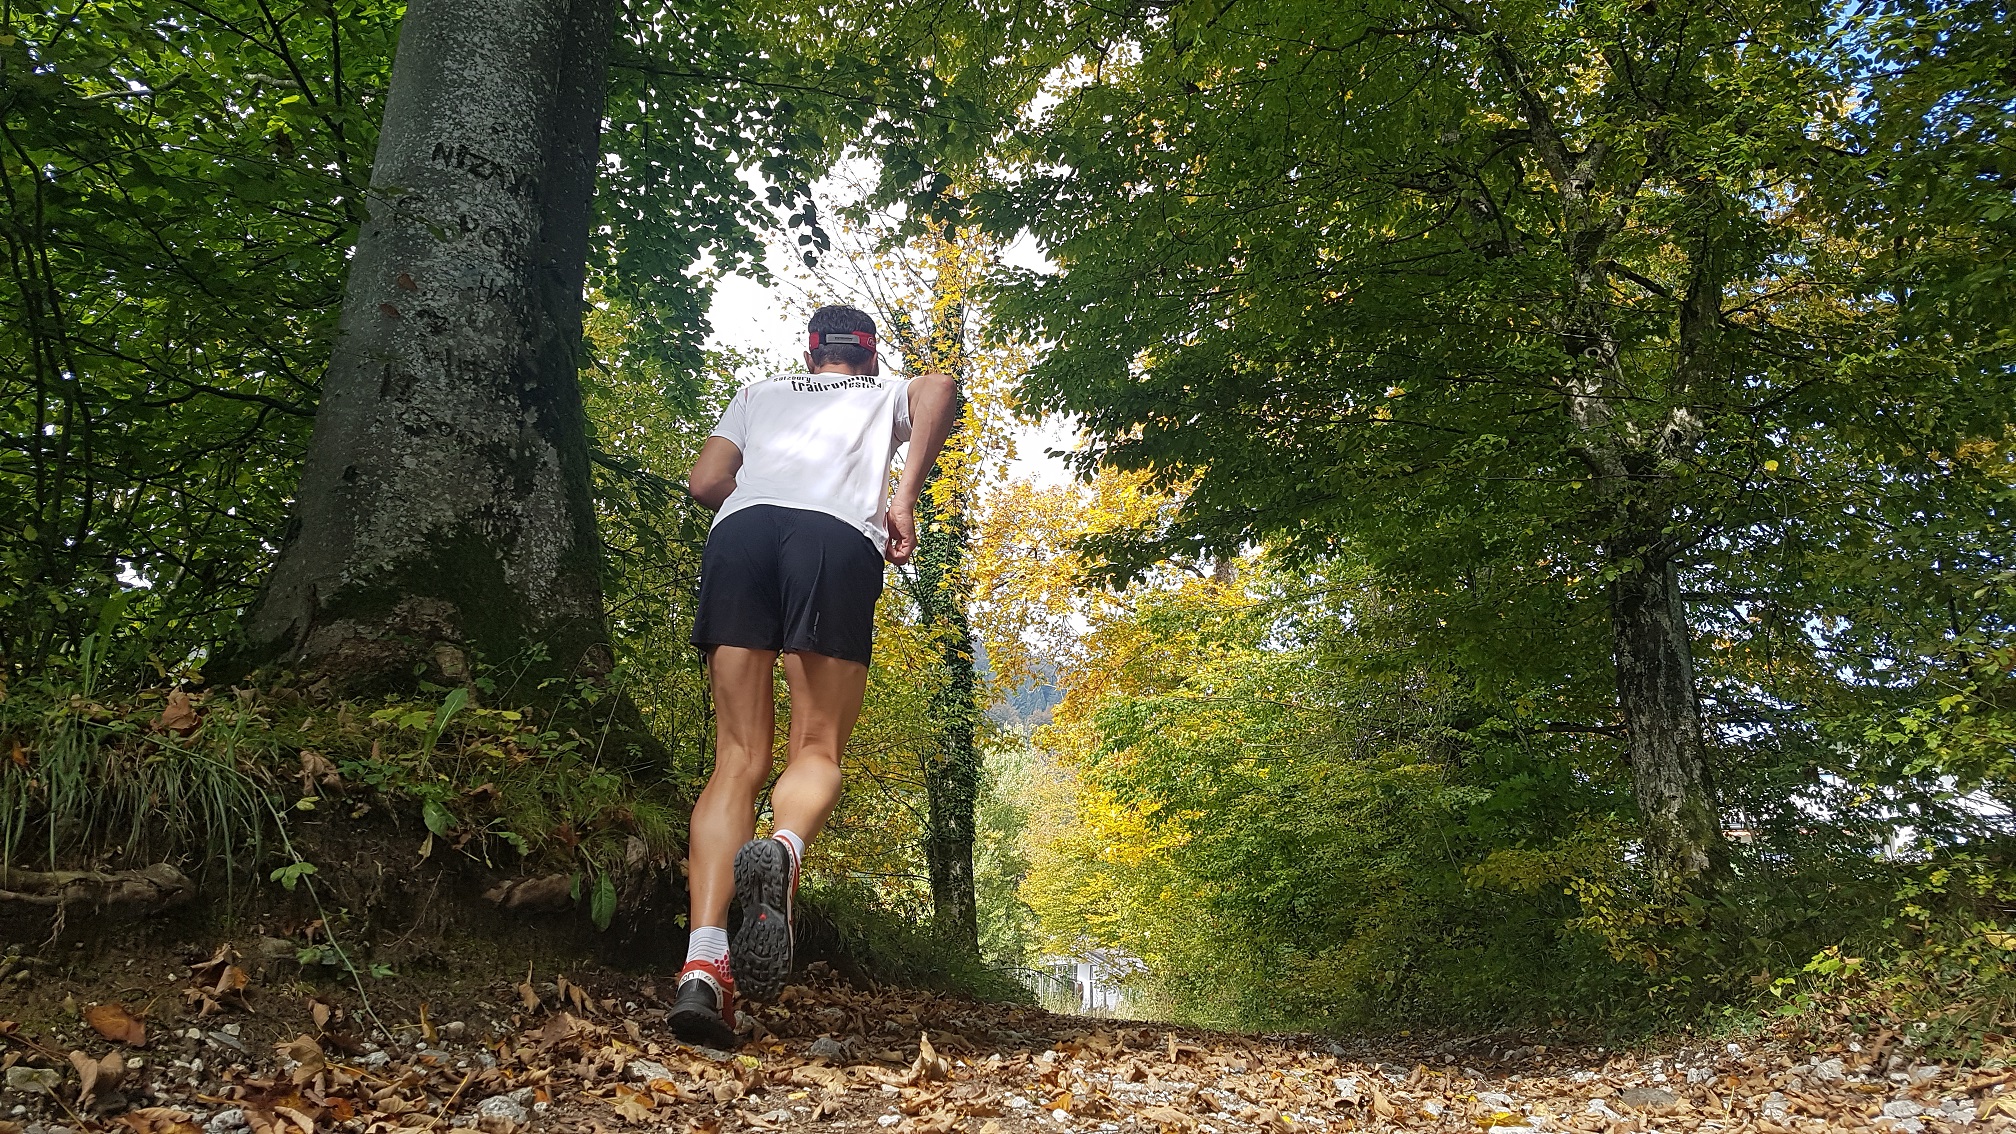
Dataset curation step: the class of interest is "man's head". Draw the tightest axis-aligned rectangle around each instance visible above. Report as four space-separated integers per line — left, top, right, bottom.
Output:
805 305 879 374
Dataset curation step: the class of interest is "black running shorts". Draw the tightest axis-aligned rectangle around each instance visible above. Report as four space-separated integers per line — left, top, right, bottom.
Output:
690 504 885 666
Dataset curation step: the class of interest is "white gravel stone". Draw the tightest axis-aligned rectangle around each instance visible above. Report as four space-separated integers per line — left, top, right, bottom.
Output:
625 1059 674 1084
1940 1098 1978 1125
473 1094 529 1125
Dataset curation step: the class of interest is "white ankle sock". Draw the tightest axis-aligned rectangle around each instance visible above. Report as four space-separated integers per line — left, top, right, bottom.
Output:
684 925 729 969
772 829 805 879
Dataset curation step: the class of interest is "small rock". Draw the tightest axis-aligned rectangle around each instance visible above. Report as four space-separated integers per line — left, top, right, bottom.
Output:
1586 1099 1621 1119
735 1010 758 1032
206 1031 247 1054
439 1021 467 1040
1615 1087 1679 1111
760 1110 793 1125
253 937 297 965
361 1051 390 1069
1811 1058 1847 1082
204 1108 250 1134
1762 1092 1790 1119
1476 1092 1519 1111
877 1116 902 1127
626 1059 675 1085
473 1095 529 1126
1884 1099 1927 1119
1939 1098 1977 1125
5 1067 63 1095
1908 1065 1941 1084
808 1036 849 1063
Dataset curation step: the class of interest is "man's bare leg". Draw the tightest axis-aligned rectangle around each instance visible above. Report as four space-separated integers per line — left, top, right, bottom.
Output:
686 648 865 930
688 645 779 931
771 650 869 840
727 650 868 1000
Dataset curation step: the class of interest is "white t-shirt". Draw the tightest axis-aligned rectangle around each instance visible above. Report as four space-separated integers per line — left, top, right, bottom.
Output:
709 372 914 548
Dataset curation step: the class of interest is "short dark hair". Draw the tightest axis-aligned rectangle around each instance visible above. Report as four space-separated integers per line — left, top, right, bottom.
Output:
808 304 877 370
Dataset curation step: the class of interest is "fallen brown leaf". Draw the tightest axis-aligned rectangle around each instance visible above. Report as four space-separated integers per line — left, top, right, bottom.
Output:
278 1036 325 1085
157 691 199 734
120 1108 202 1134
86 1002 147 1047
1137 1105 1199 1133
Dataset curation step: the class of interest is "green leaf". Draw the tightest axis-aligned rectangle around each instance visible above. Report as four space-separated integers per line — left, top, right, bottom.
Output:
423 799 456 836
590 872 617 930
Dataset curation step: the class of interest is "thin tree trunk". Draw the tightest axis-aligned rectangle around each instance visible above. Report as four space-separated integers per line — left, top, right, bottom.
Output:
1609 539 1724 880
230 0 616 689
914 461 981 950
886 244 983 952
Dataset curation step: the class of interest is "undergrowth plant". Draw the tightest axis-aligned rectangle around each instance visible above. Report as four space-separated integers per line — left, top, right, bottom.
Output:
0 650 702 928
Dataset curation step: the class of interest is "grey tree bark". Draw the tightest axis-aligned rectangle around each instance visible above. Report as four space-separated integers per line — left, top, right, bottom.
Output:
1609 539 1724 879
232 0 617 688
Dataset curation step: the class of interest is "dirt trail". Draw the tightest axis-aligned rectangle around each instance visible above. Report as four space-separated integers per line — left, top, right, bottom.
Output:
2 950 2009 1134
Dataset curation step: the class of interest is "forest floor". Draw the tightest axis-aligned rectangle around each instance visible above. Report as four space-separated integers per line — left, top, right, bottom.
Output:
3 945 2012 1134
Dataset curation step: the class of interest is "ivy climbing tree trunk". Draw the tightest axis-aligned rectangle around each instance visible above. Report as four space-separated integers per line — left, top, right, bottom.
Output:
913 454 982 950
230 0 617 689
875 227 985 952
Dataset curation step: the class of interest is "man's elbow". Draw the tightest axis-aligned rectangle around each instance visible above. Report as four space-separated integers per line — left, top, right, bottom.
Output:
688 474 730 511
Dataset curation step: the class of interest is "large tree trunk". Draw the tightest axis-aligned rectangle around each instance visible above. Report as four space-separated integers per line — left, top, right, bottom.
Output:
230 0 616 689
1609 539 1725 881
1491 38 1728 884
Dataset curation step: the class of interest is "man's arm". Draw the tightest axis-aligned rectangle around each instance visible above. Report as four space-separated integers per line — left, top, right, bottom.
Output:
688 436 743 512
885 372 959 565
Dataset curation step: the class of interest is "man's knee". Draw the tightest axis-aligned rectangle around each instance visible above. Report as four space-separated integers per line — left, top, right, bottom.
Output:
705 747 777 787
782 748 843 781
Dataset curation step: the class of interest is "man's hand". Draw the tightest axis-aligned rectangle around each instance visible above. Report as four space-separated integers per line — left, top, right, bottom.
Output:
885 499 918 565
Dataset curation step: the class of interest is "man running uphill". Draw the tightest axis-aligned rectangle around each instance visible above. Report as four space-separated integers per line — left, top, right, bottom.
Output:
668 305 958 1047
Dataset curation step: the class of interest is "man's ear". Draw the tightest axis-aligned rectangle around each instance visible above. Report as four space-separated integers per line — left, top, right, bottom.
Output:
867 353 881 377
803 350 816 372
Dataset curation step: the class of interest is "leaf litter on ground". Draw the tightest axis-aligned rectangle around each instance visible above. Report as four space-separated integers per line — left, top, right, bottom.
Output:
1 955 2011 1134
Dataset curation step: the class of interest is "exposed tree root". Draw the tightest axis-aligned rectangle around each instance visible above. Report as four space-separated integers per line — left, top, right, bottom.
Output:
0 863 193 919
